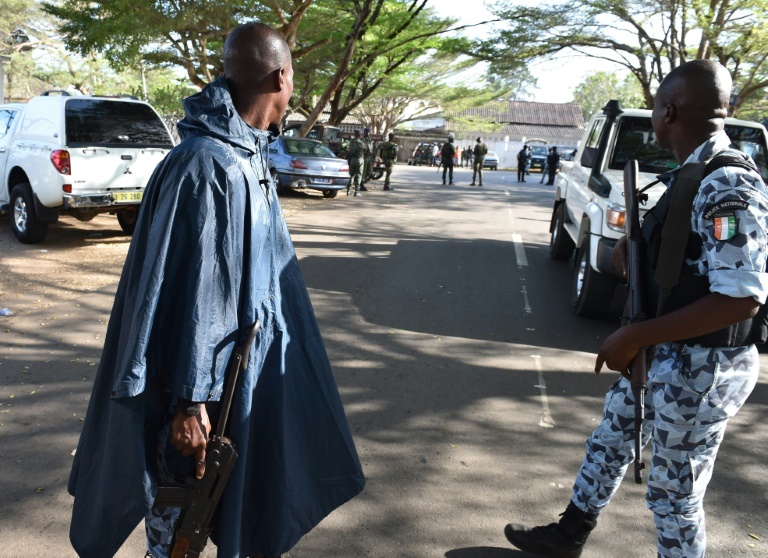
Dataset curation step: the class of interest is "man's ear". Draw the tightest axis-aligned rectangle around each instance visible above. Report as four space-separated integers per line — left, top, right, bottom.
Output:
274 67 286 92
664 103 677 124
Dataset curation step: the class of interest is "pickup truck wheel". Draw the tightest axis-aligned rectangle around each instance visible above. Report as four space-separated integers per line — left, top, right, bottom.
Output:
117 208 139 235
572 241 616 318
10 184 48 244
549 204 575 260
322 189 339 199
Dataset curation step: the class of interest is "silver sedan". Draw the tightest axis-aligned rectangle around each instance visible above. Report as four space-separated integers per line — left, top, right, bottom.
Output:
269 137 349 198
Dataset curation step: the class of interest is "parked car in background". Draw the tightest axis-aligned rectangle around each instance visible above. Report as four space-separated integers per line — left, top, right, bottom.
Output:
283 123 343 156
269 136 349 198
482 151 499 170
408 142 433 166
529 145 549 171
557 146 578 161
0 92 174 243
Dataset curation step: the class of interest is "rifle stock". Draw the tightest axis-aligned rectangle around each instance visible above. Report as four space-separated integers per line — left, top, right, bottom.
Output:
623 160 648 484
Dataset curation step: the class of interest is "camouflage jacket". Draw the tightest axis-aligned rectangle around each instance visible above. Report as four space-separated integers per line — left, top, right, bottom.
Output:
347 138 365 160
380 141 398 161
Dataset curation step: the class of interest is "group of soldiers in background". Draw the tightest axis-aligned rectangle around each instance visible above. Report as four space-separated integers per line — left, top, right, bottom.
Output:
439 135 488 186
345 128 398 196
344 131 490 194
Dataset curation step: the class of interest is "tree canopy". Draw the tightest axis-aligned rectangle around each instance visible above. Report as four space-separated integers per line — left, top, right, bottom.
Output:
478 0 768 117
43 0 492 135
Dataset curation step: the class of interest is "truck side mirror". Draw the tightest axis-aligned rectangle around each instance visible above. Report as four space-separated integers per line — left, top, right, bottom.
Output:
581 146 597 168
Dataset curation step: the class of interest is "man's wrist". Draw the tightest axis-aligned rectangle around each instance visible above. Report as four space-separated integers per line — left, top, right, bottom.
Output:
178 398 203 417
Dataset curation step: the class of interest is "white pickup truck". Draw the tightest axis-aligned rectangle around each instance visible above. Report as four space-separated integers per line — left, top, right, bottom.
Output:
550 100 768 318
0 92 174 243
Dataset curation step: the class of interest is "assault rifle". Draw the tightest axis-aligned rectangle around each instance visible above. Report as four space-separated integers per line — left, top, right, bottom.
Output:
153 321 261 558
623 160 648 484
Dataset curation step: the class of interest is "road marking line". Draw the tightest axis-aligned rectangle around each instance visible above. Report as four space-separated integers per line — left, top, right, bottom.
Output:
505 189 510 196
521 286 532 314
512 233 528 267
531 355 555 428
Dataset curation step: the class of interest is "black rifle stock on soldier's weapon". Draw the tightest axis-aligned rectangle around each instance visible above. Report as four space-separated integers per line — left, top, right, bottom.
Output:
623 160 648 484
153 321 261 558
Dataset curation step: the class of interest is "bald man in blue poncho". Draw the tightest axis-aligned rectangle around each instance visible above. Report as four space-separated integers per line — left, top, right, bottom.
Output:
68 23 365 558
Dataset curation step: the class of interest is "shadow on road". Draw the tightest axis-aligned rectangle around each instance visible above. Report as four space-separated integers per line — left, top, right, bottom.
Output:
445 547 526 557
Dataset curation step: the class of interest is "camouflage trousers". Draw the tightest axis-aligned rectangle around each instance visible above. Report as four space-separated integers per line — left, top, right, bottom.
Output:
348 158 363 193
572 342 758 558
145 415 189 558
473 159 484 184
383 159 394 188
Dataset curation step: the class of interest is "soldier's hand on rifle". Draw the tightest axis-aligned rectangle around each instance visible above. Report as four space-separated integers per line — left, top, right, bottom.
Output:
595 326 641 379
171 403 211 479
612 235 628 279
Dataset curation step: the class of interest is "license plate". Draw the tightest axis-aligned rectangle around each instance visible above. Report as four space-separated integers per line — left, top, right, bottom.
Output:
313 178 332 184
113 191 143 203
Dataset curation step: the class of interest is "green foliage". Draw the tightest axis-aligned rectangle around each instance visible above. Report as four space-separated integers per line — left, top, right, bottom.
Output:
572 71 645 121
0 0 35 55
482 0 768 114
42 0 270 86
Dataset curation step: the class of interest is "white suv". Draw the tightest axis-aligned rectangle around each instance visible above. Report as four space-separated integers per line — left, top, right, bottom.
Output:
551 101 768 318
0 92 174 243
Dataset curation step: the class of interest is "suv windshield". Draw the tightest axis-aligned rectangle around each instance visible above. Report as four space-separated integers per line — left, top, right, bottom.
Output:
609 117 677 174
610 116 768 178
65 99 172 147
284 138 336 158
530 146 548 157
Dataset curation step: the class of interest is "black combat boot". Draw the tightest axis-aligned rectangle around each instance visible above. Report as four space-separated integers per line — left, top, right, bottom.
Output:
504 502 597 558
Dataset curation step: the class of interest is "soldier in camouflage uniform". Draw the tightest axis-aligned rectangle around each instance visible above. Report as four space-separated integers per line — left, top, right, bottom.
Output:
379 132 398 191
346 129 365 197
471 137 488 186
504 60 768 558
361 127 373 190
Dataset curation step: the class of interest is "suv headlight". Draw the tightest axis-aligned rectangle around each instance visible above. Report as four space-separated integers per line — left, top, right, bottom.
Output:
605 203 626 232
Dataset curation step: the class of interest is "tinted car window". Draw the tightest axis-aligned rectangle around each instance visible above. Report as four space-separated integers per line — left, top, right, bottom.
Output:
585 119 604 149
724 124 768 181
609 116 676 174
284 138 336 158
65 99 172 147
530 146 548 156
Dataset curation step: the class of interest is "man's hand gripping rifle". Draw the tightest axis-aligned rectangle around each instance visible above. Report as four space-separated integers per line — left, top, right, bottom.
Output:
623 160 648 484
153 321 261 558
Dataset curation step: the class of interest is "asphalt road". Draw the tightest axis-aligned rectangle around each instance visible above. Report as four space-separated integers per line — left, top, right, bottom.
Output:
0 163 766 557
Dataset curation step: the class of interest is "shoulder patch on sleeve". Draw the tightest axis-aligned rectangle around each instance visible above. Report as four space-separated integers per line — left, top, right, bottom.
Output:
704 199 750 219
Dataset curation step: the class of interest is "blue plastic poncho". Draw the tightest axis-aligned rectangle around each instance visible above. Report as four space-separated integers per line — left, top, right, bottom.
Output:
68 77 365 557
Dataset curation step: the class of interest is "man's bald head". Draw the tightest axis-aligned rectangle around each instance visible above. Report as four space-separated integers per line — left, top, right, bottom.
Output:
224 22 292 93
652 60 733 161
656 60 732 133
222 22 293 130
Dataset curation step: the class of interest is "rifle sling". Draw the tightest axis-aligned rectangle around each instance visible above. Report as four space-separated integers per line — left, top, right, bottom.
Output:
654 162 707 317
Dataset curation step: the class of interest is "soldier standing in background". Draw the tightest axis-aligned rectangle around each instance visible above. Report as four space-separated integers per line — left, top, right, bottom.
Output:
361 127 373 190
546 146 560 185
441 135 456 185
347 129 365 197
379 132 398 191
517 145 530 182
471 137 488 187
